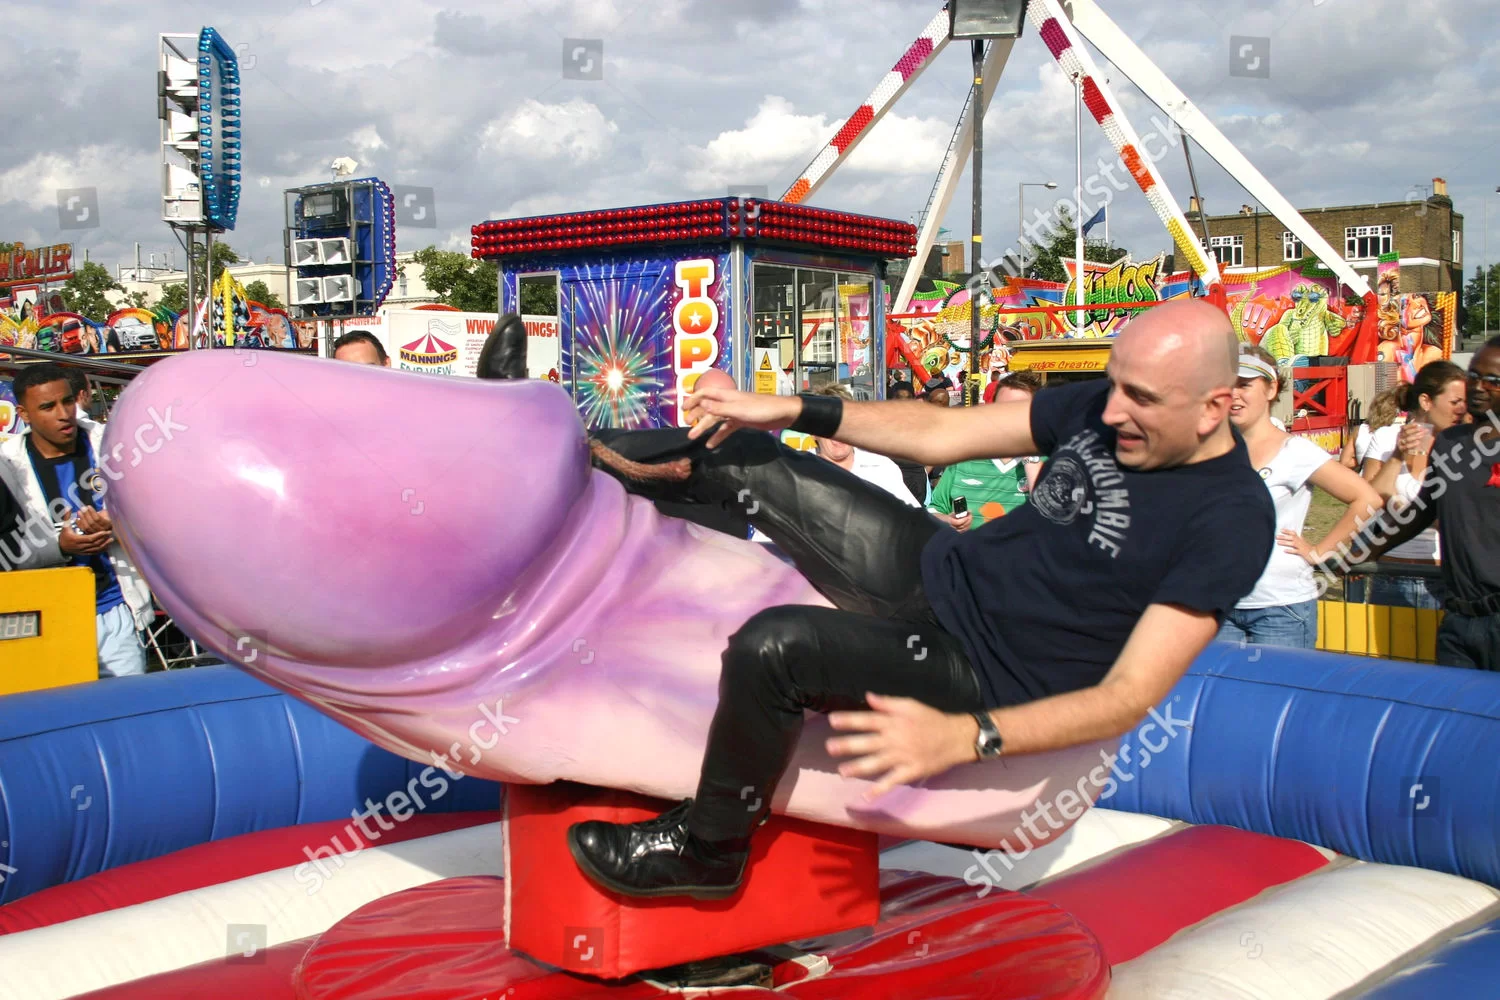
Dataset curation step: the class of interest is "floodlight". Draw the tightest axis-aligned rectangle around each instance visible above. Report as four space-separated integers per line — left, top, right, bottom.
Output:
949 0 1029 39
321 276 355 302
318 238 352 265
292 239 323 267
292 278 323 305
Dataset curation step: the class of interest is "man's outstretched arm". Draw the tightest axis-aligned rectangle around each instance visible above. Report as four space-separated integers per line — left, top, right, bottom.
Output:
684 385 1039 468
824 603 1217 796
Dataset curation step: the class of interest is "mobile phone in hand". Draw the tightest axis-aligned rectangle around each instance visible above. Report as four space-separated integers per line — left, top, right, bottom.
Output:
951 496 969 518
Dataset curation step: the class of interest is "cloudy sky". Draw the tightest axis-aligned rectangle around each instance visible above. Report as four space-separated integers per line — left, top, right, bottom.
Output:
2 0 1496 280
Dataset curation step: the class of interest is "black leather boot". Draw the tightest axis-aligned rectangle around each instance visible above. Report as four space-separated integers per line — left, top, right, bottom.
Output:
475 313 528 380
567 799 751 900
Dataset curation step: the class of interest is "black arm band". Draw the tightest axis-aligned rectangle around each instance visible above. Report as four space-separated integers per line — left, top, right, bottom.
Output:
788 393 843 438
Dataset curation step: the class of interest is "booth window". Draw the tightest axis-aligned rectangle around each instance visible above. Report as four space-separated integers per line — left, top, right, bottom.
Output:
752 263 876 398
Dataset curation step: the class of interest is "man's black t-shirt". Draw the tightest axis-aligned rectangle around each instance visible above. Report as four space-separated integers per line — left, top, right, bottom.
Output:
920 378 1275 707
1420 421 1500 604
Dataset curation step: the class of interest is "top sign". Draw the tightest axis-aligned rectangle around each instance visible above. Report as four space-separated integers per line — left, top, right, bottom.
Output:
0 243 74 286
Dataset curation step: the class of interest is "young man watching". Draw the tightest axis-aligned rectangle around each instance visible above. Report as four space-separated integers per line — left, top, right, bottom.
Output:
569 299 1275 899
930 370 1046 530
0 364 154 677
332 330 390 367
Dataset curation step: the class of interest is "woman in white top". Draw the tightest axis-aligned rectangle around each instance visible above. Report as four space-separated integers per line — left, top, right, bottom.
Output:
1220 346 1383 649
1361 361 1468 610
1339 386 1403 476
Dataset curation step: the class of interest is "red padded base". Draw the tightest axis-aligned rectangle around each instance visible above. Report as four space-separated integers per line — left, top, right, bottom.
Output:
292 872 1108 999
504 782 880 977
1030 824 1331 965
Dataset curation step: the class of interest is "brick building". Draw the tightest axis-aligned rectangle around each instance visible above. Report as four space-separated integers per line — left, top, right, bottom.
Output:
1187 178 1465 296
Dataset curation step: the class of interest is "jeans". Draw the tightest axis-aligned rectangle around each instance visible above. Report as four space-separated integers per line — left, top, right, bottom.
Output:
1216 600 1319 650
591 428 991 843
1347 572 1446 611
97 603 146 679
1436 613 1500 670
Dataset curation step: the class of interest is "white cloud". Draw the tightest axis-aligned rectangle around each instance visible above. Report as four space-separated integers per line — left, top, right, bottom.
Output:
480 99 619 163
0 145 155 211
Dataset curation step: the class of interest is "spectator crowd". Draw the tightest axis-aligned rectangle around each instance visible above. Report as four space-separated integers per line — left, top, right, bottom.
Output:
0 329 1495 683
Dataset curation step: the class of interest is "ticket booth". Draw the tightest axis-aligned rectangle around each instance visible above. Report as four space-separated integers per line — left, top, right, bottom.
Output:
475 198 915 429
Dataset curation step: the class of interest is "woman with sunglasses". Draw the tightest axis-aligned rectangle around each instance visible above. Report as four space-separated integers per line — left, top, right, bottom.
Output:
1362 360 1469 610
1222 345 1382 648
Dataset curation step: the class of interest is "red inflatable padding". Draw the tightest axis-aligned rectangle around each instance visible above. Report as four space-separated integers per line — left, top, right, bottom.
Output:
69 937 313 999
0 812 499 934
294 872 1107 999
1029 824 1330 965
504 782 880 977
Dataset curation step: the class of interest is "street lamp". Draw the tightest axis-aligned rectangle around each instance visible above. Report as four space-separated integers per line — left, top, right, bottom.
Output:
1019 181 1058 262
949 0 1030 403
1487 185 1500 336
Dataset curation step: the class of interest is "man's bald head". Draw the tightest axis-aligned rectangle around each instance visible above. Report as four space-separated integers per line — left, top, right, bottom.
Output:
1114 299 1238 394
1101 298 1240 470
694 369 736 394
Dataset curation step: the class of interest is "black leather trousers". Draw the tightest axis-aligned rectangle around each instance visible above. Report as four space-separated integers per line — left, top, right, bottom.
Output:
591 428 988 843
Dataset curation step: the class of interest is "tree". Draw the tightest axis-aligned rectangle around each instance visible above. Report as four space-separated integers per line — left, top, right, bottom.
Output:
243 280 283 309
124 290 151 310
60 261 124 323
410 246 498 313
200 240 242 289
159 283 188 315
1020 207 1130 284
519 279 557 315
1463 263 1500 339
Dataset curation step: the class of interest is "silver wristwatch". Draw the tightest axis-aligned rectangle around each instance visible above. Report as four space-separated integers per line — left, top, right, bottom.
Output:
972 712 1004 760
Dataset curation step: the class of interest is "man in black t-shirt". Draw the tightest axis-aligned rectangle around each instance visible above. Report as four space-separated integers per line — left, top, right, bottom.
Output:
1352 336 1500 668
569 299 1274 900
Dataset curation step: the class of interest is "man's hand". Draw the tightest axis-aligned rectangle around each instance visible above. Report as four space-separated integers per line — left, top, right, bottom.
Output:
930 511 971 532
826 693 978 799
58 512 112 556
1396 422 1433 459
684 385 802 448
75 507 112 535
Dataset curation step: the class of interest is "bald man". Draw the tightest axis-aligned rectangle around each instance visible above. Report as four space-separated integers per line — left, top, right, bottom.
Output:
569 299 1275 901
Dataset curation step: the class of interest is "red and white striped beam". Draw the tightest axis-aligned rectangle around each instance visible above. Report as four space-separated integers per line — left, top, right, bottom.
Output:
1028 0 1221 286
780 6 953 205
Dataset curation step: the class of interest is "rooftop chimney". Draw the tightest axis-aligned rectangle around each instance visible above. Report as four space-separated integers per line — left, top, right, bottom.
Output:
1240 204 1256 216
1189 196 1202 215
1432 177 1448 198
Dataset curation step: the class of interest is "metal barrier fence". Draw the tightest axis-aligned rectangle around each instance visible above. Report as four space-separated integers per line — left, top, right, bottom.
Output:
1316 562 1446 664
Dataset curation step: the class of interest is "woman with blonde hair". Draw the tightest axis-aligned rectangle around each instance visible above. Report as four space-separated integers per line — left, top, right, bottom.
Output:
1340 385 1404 477
1224 344 1383 648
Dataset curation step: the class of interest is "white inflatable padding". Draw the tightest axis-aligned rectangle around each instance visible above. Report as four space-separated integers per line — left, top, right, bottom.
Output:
880 808 1178 892
1108 861 1500 999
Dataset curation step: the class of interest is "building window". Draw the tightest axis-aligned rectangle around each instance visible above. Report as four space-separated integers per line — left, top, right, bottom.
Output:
1202 234 1244 267
1345 224 1393 260
1453 229 1462 264
1283 231 1305 262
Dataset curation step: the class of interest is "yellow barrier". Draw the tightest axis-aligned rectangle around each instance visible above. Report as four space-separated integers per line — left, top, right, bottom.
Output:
1316 600 1443 664
0 566 97 696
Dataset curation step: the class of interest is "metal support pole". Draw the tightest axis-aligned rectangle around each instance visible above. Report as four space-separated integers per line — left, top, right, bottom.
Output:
184 228 196 350
969 39 984 400
205 227 215 346
1183 137 1211 249
1074 73 1085 339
